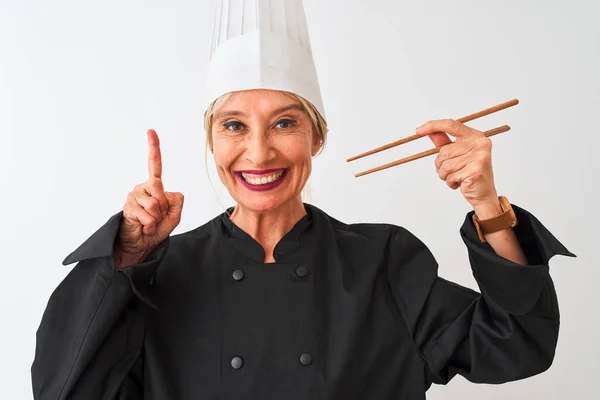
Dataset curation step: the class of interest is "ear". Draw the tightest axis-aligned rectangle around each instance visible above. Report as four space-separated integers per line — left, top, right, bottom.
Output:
311 135 322 157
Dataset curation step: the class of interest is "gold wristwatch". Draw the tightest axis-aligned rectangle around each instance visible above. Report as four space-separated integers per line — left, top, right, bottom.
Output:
472 196 518 243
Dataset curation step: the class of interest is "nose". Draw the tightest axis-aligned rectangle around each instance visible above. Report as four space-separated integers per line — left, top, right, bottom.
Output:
244 131 276 167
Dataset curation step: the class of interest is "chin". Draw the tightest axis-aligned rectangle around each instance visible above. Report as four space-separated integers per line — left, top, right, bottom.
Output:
229 172 303 212
236 195 289 213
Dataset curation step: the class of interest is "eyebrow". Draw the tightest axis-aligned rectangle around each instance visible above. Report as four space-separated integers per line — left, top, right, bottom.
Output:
214 104 306 120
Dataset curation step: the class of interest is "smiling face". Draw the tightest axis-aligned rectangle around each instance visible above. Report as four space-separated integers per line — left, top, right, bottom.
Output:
210 89 322 213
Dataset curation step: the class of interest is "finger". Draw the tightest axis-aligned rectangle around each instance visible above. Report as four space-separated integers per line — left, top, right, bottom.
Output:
437 153 471 181
125 193 157 234
416 119 477 139
445 170 464 190
447 164 488 193
164 192 185 226
133 189 162 221
165 192 185 214
429 132 452 148
147 129 163 179
138 179 169 219
435 141 473 171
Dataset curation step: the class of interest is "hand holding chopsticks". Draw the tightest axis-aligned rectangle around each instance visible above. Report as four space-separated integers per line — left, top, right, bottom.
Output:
347 99 519 178
347 99 521 211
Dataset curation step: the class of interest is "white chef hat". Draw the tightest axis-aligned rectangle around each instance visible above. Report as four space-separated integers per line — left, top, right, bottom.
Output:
202 0 326 120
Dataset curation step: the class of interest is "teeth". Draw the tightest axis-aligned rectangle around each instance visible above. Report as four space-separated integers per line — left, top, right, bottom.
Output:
241 170 284 185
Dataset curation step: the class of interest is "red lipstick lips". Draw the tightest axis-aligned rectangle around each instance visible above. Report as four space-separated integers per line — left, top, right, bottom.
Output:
235 169 288 192
237 168 284 175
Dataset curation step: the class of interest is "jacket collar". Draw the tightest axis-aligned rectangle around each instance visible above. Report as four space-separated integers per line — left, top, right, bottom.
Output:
218 203 315 263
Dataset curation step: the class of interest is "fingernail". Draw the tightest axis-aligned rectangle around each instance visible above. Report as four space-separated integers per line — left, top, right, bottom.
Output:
416 125 424 133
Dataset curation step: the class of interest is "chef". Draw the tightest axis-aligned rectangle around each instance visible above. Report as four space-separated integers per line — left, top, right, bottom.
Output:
31 0 575 399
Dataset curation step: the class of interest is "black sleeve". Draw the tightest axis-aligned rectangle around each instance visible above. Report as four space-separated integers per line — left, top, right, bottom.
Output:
31 212 169 400
386 203 576 388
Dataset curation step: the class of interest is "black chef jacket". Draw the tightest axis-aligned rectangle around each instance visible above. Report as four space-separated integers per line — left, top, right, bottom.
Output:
31 203 575 399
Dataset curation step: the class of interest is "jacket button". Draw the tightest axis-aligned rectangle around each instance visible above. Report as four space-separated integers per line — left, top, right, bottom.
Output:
231 356 243 369
300 353 313 365
232 270 244 281
295 266 308 277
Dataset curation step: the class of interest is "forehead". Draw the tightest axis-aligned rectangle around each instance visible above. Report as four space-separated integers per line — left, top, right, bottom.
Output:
215 89 305 118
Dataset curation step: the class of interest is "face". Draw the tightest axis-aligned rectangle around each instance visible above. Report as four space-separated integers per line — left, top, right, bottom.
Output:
211 89 321 213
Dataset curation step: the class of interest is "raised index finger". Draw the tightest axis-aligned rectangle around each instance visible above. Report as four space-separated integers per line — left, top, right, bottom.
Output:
147 129 162 179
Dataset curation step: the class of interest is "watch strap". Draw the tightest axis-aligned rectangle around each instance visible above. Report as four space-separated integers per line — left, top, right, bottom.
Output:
472 196 518 242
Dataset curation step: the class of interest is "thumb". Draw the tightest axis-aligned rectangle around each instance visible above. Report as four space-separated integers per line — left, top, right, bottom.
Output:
165 191 184 211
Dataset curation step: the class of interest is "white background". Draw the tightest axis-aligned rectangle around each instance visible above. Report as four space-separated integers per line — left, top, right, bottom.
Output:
1 0 597 398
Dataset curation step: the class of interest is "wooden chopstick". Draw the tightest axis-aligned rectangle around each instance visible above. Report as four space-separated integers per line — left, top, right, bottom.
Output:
346 99 519 162
354 125 511 178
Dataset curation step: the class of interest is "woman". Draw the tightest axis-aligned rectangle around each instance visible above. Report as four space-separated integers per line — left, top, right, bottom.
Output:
32 1 574 399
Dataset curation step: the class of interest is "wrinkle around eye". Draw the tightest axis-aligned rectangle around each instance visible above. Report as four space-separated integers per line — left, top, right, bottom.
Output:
218 122 249 137
275 120 295 129
223 121 245 131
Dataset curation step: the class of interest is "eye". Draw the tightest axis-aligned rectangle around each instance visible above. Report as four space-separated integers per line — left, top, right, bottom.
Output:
223 121 244 131
275 119 296 129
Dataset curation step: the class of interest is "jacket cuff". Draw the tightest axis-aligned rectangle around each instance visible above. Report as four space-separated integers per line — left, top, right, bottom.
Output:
117 238 170 309
460 203 576 315
61 211 169 308
62 211 124 266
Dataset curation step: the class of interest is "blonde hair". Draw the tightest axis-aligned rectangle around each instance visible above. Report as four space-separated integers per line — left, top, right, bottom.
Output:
203 90 328 155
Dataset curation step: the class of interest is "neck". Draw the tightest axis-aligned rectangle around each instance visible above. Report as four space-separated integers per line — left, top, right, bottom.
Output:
229 197 307 263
